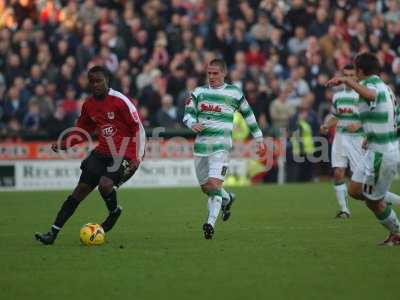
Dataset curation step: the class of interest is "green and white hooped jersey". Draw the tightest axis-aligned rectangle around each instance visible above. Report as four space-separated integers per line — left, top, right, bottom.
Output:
332 89 363 135
359 75 398 153
183 83 263 156
397 103 400 143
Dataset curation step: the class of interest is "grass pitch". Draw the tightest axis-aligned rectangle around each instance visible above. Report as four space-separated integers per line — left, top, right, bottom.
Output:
1 182 400 300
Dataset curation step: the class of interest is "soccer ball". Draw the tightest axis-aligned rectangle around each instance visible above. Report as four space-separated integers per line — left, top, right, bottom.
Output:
80 223 105 246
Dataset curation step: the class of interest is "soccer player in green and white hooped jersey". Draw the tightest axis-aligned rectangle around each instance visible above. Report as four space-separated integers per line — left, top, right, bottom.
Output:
321 65 364 218
327 52 400 245
183 58 266 239
397 105 400 137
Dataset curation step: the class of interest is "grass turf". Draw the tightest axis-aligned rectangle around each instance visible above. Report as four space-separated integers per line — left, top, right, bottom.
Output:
1 182 400 300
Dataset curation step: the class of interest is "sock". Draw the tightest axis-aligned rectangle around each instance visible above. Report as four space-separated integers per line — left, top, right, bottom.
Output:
51 225 60 236
102 189 117 213
221 188 230 206
334 183 350 214
384 192 400 206
207 190 222 227
53 195 80 230
376 205 400 234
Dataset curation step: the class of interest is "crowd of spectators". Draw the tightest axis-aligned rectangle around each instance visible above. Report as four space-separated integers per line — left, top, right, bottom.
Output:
1 0 400 141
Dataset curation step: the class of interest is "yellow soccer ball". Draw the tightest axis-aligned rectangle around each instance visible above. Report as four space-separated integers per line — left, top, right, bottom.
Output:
80 223 105 246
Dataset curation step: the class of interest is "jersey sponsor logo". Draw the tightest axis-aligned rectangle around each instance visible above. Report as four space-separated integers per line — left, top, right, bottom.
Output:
338 107 354 114
131 111 140 123
200 103 222 113
101 124 117 137
107 112 115 119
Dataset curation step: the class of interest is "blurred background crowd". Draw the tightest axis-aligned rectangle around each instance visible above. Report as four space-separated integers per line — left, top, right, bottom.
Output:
0 0 399 181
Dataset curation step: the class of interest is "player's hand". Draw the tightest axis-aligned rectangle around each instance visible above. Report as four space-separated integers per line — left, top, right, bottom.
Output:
326 76 347 87
320 124 329 135
347 123 360 133
191 123 204 133
256 140 267 158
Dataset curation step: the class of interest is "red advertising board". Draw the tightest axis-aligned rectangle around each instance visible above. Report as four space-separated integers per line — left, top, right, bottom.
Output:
0 139 284 160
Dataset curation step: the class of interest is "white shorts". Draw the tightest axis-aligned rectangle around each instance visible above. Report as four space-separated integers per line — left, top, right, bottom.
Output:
331 134 365 172
194 151 229 185
352 149 400 200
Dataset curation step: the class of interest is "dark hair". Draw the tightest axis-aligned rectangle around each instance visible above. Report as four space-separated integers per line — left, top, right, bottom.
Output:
343 64 355 70
88 65 111 82
354 52 380 76
209 58 227 73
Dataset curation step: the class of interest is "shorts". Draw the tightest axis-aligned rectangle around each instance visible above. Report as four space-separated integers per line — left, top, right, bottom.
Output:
352 149 399 200
331 133 364 172
194 151 229 185
79 151 138 188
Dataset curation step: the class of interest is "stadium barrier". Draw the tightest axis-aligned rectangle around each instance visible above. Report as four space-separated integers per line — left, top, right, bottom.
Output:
0 140 284 191
0 159 249 190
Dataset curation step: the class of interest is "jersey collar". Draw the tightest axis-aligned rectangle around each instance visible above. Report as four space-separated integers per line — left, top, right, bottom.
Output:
209 83 227 89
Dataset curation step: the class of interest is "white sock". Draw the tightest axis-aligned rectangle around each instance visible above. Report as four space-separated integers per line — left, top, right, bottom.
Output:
378 206 400 234
221 188 230 206
207 195 222 227
334 183 350 214
384 192 400 206
51 225 61 231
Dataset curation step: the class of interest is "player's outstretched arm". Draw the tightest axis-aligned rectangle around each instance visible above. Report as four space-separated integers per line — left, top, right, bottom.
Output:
326 77 376 101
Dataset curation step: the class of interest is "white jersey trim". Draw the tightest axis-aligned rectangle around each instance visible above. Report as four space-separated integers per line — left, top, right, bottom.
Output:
108 88 146 160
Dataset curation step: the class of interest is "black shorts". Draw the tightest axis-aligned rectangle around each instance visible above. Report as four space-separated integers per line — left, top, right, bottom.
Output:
79 151 138 188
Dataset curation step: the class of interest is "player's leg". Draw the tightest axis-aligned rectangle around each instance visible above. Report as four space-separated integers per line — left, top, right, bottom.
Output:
221 187 235 221
333 167 350 218
365 199 400 245
201 178 224 239
383 192 400 206
200 151 230 239
349 176 400 245
98 176 122 232
357 151 400 245
195 155 213 238
347 180 367 201
98 158 139 232
35 152 102 245
218 162 234 221
331 135 350 217
35 182 96 245
347 136 400 206
209 151 234 221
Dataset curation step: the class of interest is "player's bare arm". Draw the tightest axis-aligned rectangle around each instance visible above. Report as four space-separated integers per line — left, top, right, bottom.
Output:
191 123 204 133
346 123 362 133
320 114 338 134
255 139 267 158
326 76 376 101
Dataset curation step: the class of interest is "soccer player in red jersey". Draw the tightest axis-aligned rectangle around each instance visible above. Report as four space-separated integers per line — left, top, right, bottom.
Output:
35 66 146 245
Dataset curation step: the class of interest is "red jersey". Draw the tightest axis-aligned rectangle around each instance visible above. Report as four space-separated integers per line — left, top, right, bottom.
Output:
65 88 145 162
